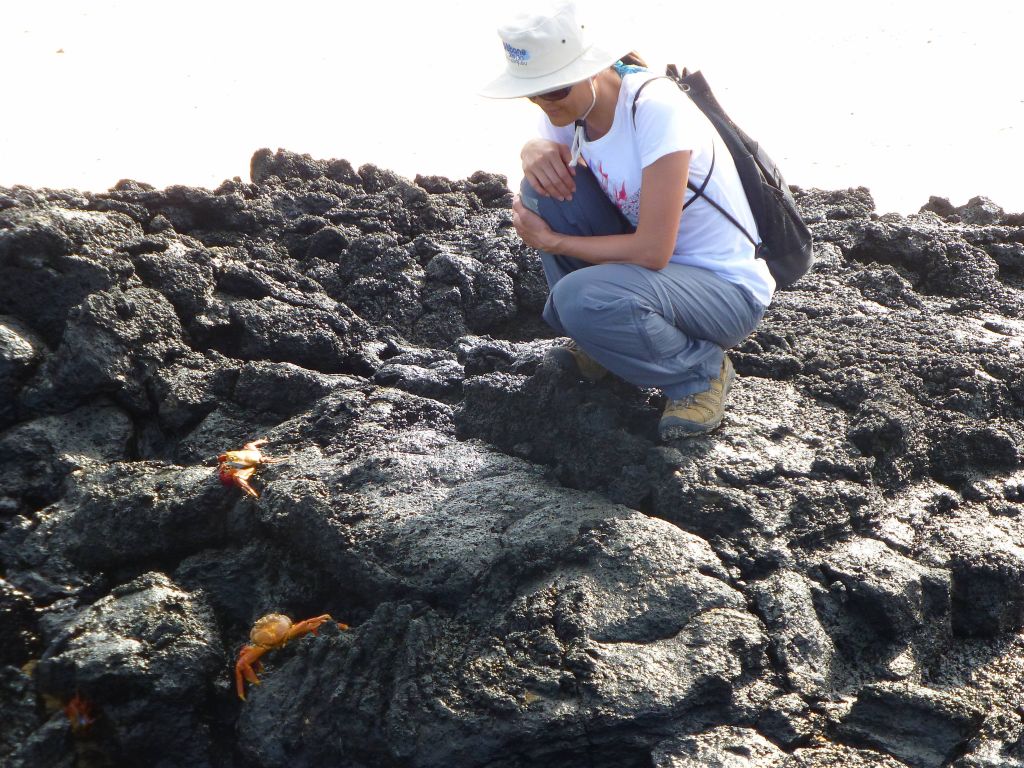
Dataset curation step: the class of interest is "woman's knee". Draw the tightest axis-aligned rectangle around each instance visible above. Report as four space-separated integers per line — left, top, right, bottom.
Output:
519 177 543 215
550 272 622 334
520 175 577 229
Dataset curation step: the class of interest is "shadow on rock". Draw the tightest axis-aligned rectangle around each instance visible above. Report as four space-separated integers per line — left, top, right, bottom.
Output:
2 156 1023 767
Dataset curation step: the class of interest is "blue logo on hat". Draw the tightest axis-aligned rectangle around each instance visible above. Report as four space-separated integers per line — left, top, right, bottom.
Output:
503 42 530 66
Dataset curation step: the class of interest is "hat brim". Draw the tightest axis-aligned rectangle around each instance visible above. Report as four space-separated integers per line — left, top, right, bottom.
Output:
479 44 626 99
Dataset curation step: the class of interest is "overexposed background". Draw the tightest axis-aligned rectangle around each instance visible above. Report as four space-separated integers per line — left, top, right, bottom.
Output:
2 0 1022 215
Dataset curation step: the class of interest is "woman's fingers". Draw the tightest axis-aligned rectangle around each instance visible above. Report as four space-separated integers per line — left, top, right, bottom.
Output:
548 161 576 200
522 140 577 201
535 160 575 201
524 170 542 197
511 195 548 248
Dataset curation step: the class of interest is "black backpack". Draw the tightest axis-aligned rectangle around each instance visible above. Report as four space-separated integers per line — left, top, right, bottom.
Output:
632 66 814 289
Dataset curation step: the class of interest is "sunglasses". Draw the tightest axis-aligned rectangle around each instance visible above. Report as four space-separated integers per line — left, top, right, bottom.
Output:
530 85 574 102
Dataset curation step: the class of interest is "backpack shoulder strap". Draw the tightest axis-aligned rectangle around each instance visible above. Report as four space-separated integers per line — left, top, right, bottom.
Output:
694 168 758 247
630 70 693 126
631 69 757 246
631 76 703 201
683 144 714 211
630 76 674 128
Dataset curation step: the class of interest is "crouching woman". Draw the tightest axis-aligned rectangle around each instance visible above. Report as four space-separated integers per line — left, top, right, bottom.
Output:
480 1 773 440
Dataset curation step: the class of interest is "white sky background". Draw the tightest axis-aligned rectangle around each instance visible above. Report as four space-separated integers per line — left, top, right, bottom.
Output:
1 0 1022 215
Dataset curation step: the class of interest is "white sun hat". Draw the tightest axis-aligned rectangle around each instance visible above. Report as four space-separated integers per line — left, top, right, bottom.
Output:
479 0 626 99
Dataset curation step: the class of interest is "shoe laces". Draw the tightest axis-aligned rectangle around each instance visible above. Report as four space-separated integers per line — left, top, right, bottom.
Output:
666 393 716 417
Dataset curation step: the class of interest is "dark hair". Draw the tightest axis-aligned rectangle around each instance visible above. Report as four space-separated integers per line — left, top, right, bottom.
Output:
618 51 648 68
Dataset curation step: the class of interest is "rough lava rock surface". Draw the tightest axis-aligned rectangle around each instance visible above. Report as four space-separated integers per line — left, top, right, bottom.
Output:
1 151 1024 767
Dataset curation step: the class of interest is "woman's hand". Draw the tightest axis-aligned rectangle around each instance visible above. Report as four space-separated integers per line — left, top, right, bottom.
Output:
521 139 576 201
509 151 692 270
512 195 558 252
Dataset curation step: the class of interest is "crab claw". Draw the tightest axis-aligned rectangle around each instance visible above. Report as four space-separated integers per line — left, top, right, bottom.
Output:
285 614 333 641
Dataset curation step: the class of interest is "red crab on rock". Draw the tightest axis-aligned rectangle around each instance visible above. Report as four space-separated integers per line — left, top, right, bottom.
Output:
217 438 282 498
235 613 349 700
64 692 95 733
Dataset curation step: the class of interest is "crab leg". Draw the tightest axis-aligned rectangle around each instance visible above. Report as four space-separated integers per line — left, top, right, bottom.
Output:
235 645 270 700
219 466 260 498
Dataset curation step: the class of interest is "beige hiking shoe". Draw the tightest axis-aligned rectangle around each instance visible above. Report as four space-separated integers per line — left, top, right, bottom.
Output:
544 339 608 382
659 354 735 439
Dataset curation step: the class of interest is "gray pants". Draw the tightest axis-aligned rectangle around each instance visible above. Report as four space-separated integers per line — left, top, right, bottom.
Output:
520 172 765 399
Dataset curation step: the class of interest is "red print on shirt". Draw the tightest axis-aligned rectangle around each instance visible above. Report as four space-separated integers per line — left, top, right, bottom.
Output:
595 162 611 194
593 161 641 223
595 163 627 210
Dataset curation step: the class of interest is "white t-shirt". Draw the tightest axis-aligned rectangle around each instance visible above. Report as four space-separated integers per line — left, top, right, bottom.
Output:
537 72 775 306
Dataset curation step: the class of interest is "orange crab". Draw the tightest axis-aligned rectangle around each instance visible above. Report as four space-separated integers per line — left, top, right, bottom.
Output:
217 438 282 498
64 693 95 733
235 613 348 700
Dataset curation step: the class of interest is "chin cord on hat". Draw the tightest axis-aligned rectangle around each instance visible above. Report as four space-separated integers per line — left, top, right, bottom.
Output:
569 78 598 168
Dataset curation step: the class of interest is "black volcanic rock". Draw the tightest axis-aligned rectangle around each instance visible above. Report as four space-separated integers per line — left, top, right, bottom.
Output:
0 579 39 668
34 572 224 766
836 683 985 768
1 149 1023 767
0 402 133 515
0 207 137 345
0 315 46 428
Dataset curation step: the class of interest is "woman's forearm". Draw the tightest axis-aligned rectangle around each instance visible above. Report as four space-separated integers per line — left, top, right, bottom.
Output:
548 230 670 270
544 152 690 271
512 153 690 270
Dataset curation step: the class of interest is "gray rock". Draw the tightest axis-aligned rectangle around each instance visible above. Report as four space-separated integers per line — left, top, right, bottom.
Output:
0 579 40 666
2 711 75 768
150 350 238 434
0 206 138 344
783 744 910 767
927 517 1024 637
819 537 950 648
0 402 133 513
651 726 786 767
835 683 985 768
795 187 877 223
35 572 223 767
3 161 1024 767
954 197 1004 226
919 196 956 219
233 359 354 415
953 709 1024 767
749 571 837 696
21 286 188 414
846 219 1005 305
34 461 233 571
851 266 924 310
169 404 283 466
0 315 46 426
757 693 814 748
230 296 375 375
373 347 464 400
130 239 216 318
0 665 44 762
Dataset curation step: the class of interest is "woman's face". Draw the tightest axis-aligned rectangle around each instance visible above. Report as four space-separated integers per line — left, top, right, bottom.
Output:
529 79 591 127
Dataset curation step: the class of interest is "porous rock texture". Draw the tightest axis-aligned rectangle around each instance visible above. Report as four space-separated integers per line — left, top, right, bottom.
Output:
1 150 1023 768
